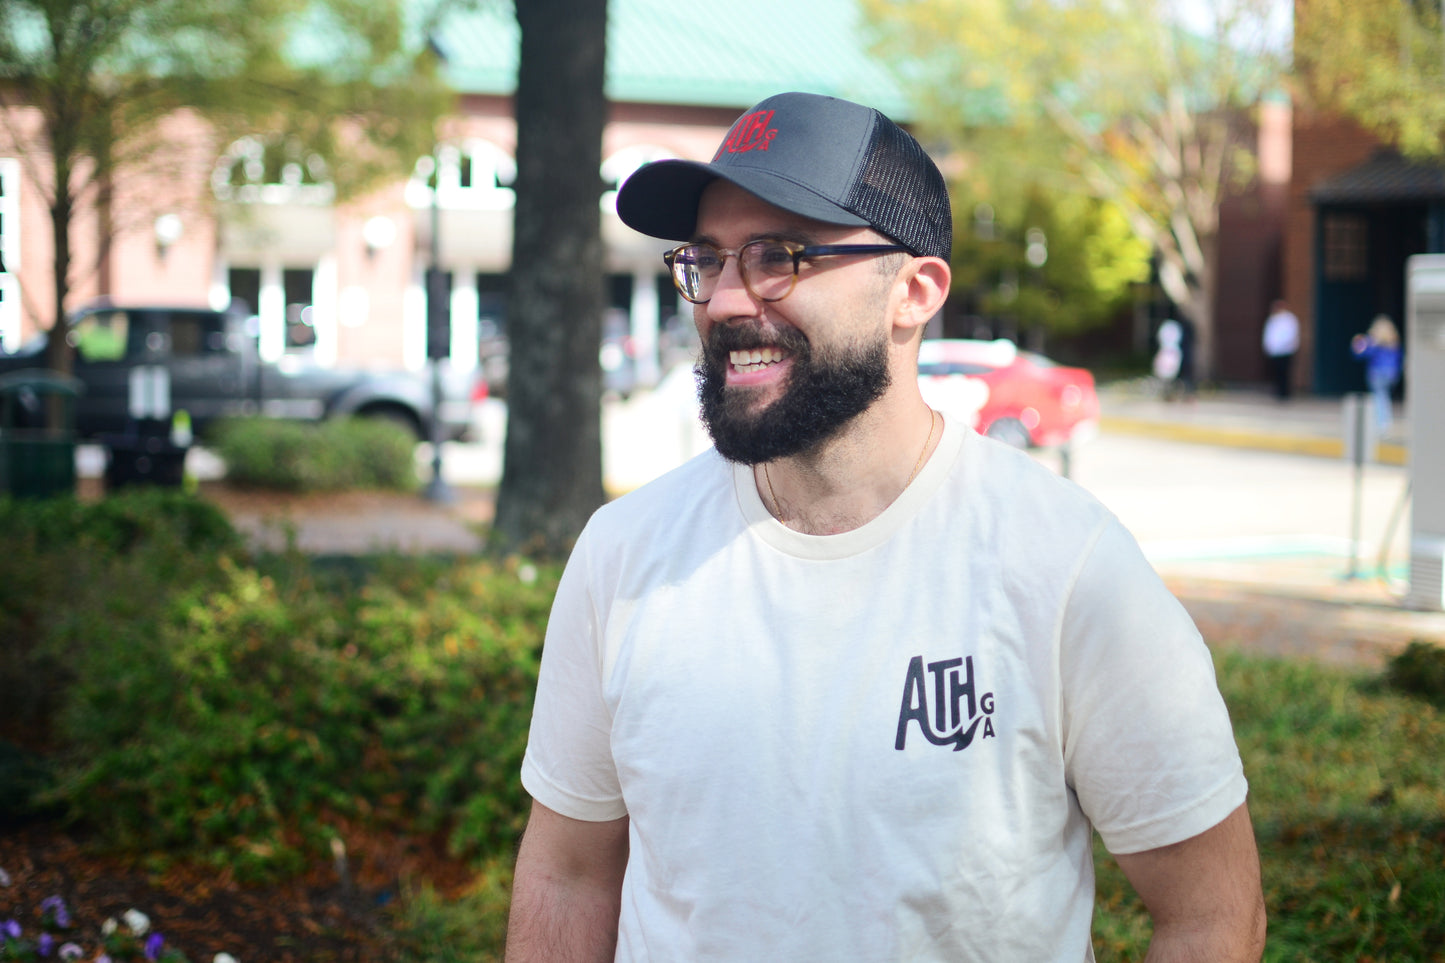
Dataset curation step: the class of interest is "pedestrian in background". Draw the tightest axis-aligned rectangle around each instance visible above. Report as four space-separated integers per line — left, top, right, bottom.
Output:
1262 299 1300 400
1351 314 1403 434
1154 318 1197 401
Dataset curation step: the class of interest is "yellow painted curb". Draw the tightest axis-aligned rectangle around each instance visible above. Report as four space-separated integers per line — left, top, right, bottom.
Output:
1100 416 1409 467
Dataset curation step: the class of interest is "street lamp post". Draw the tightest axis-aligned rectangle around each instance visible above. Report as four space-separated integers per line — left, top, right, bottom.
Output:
424 157 453 504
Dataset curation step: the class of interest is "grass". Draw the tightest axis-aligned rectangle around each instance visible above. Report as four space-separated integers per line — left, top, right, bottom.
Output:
1093 648 1445 962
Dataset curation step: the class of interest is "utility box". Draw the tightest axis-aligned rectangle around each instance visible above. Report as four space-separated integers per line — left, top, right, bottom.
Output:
1405 255 1445 611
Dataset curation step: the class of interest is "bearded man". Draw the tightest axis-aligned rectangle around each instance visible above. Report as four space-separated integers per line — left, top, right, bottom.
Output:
506 92 1265 963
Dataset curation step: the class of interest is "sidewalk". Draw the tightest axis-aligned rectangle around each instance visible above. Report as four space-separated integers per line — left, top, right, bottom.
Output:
1094 382 1441 666
1097 382 1410 466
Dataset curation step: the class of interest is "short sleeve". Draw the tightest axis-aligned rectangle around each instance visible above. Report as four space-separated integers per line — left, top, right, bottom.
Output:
520 531 628 821
1060 518 1247 855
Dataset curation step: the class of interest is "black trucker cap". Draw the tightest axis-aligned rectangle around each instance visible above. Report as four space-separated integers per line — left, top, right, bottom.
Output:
615 91 952 262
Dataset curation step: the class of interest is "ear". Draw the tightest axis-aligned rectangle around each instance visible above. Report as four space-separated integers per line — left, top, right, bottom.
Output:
892 257 951 335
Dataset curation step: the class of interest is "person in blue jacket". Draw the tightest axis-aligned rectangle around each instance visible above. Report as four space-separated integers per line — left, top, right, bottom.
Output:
1351 314 1403 434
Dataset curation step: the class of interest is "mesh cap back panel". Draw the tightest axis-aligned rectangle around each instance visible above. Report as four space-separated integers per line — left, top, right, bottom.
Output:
845 116 953 261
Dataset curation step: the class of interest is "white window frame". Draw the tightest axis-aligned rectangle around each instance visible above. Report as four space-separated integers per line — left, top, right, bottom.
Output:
406 139 517 212
212 136 335 206
0 158 20 350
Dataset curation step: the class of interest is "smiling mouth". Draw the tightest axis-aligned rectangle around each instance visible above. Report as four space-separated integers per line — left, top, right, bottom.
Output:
729 347 786 375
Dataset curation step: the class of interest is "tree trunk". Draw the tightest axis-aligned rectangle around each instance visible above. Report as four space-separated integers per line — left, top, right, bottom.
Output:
43 159 75 382
492 0 609 558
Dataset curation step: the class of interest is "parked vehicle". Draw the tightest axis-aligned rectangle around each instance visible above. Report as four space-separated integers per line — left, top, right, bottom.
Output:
0 303 482 441
917 339 1099 448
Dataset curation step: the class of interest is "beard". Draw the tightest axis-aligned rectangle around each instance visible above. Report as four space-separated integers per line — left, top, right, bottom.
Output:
695 323 892 465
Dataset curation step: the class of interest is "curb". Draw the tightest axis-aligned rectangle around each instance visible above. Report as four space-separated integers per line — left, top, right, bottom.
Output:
1100 415 1409 467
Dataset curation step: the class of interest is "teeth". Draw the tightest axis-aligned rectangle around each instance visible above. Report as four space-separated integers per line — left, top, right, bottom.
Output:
730 347 783 372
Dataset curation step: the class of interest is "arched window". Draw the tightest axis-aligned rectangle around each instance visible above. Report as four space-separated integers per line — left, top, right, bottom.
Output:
212 136 334 204
407 139 517 211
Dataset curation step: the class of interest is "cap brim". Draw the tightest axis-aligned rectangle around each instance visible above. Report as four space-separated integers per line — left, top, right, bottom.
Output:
616 158 868 242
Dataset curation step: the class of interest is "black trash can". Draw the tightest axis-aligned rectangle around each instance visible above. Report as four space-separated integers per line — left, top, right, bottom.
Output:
99 418 189 490
0 369 84 500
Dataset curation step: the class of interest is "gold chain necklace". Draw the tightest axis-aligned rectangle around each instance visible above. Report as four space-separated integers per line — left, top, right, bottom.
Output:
762 409 939 522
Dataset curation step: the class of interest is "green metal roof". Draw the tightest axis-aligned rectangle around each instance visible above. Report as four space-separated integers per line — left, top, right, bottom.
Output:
433 0 913 120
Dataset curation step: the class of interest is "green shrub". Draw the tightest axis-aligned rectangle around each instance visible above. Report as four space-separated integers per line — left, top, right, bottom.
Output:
1386 640 1445 706
0 739 56 823
388 859 513 963
208 416 419 492
0 491 242 750
44 552 557 880
0 487 239 555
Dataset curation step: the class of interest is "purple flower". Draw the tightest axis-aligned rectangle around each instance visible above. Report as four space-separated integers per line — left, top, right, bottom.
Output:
1 918 20 939
41 895 73 928
38 931 54 955
144 932 165 961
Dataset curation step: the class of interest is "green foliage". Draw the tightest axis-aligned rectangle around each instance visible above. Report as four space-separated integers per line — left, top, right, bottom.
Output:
0 0 455 358
0 739 55 823
1 487 556 886
1296 0 1445 158
208 416 420 492
40 546 555 881
1093 650 1445 960
862 0 1286 367
388 860 514 963
952 185 1150 335
1386 640 1445 707
0 490 242 747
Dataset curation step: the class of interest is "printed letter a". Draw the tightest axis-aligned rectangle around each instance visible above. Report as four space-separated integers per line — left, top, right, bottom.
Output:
894 656 929 750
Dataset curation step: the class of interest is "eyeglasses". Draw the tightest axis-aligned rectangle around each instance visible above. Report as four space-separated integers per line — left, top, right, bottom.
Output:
663 239 909 304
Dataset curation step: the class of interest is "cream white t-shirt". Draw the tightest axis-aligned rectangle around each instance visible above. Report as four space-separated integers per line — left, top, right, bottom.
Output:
522 416 1247 962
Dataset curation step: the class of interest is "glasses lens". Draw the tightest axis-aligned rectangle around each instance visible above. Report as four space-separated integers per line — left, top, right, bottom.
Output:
671 245 720 302
740 241 797 300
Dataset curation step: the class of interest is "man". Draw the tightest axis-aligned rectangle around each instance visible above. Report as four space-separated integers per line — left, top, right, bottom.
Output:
1263 299 1300 400
507 92 1265 961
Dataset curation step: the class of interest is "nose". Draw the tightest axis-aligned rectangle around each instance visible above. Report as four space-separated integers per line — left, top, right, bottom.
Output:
704 256 762 324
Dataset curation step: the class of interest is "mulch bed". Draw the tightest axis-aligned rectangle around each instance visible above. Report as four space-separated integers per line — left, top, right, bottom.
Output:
0 818 478 961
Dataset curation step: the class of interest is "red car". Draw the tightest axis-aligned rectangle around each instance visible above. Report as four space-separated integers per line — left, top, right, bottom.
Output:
917 339 1100 448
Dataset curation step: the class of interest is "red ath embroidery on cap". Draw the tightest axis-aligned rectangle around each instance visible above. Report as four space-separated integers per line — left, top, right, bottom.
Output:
714 110 777 160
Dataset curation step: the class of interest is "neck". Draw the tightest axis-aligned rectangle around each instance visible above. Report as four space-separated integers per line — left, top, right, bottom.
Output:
757 400 940 535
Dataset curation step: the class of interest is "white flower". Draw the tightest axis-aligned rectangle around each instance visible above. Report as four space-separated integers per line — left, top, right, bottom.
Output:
103 917 119 935
214 954 241 963
122 908 151 935
519 562 538 584
0 867 10 886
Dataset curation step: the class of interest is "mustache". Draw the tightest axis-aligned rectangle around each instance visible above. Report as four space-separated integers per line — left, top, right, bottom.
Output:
705 323 810 356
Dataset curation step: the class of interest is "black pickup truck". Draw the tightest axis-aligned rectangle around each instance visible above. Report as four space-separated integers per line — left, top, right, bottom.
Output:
0 303 480 441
